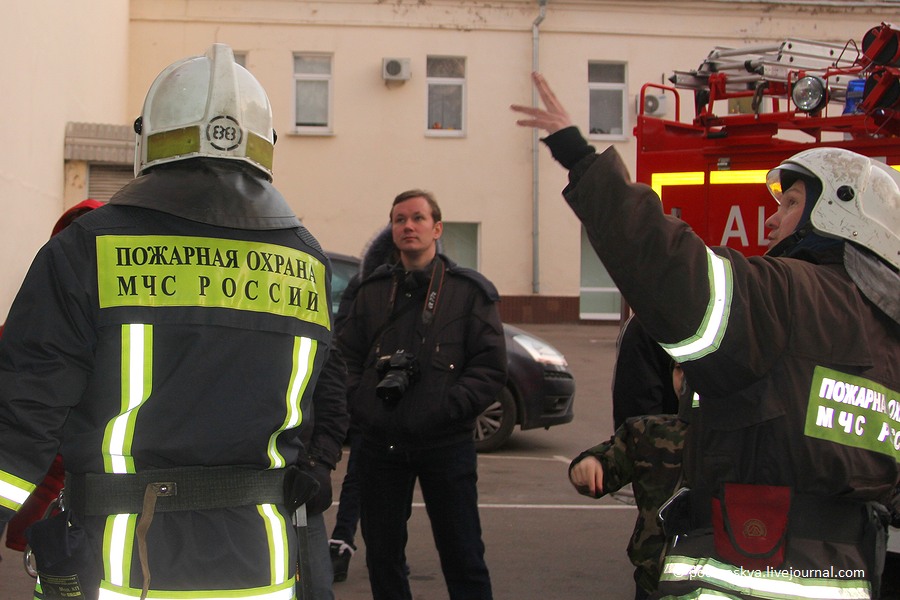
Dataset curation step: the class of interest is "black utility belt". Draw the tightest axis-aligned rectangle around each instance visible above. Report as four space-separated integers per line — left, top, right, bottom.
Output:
65 465 289 516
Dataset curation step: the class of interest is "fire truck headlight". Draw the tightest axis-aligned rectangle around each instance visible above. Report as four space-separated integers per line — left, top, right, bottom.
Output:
792 76 828 113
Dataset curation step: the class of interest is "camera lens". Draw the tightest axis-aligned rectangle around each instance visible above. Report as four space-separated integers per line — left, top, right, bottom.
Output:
376 370 409 403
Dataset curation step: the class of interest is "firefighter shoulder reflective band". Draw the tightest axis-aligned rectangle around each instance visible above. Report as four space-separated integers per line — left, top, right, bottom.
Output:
805 366 900 462
96 235 329 329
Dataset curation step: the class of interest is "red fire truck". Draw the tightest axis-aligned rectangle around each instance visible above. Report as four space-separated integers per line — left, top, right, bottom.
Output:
633 22 900 557
634 22 900 258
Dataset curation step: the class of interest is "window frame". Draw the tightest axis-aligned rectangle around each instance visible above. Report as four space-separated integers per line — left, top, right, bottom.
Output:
425 55 466 138
293 52 334 135
440 221 480 270
587 60 628 142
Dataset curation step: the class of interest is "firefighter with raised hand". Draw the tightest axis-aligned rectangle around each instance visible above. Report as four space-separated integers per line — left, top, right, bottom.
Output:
0 44 338 599
513 72 900 600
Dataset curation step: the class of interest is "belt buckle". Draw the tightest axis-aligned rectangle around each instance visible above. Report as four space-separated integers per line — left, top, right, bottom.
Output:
149 481 177 497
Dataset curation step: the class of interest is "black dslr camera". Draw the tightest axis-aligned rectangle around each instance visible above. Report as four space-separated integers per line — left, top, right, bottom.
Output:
375 350 420 403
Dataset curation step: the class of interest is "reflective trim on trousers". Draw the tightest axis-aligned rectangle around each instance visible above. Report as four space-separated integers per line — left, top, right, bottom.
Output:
659 589 744 600
659 555 871 600
95 577 296 599
98 505 291 593
104 513 138 588
258 503 293 585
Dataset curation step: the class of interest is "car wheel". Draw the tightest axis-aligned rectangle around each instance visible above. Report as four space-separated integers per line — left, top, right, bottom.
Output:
474 387 517 453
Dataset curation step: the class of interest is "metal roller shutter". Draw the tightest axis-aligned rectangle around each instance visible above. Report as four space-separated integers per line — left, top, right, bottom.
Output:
88 164 133 201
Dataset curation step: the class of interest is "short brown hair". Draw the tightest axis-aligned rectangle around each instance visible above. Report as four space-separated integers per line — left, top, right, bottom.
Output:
391 189 442 223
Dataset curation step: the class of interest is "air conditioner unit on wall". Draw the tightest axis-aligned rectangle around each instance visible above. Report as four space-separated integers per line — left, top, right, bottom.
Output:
637 93 668 117
382 58 411 81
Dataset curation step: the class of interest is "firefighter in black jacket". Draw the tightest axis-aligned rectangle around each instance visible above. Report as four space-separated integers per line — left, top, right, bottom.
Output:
513 72 899 600
0 44 340 600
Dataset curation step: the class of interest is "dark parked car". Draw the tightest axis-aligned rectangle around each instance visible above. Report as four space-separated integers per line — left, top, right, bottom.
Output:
329 253 576 452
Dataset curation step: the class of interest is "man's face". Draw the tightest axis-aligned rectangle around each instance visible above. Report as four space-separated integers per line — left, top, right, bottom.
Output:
764 179 807 253
391 196 443 257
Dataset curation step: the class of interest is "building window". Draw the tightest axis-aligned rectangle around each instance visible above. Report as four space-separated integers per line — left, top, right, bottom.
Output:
233 52 247 68
426 56 465 136
440 222 479 269
294 54 332 133
579 226 621 320
588 62 626 139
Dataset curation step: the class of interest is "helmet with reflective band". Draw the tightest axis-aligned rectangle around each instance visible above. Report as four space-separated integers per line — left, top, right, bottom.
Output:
134 43 275 179
768 147 900 269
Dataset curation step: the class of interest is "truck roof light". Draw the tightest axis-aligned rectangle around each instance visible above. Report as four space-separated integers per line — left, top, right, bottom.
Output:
792 76 828 113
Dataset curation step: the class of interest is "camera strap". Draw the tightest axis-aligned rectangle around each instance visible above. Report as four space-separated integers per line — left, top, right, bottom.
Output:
377 258 446 355
421 258 446 326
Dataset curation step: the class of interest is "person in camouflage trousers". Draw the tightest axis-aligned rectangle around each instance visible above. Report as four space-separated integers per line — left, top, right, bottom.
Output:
569 365 692 600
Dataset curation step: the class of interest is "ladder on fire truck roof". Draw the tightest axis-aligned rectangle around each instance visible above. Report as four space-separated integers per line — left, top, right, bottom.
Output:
642 23 900 138
669 36 862 101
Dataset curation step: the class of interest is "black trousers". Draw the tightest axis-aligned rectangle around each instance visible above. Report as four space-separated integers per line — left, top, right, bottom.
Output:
357 439 492 600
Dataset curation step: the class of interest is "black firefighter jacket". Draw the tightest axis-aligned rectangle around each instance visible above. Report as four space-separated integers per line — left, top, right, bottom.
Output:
548 133 899 598
0 161 336 599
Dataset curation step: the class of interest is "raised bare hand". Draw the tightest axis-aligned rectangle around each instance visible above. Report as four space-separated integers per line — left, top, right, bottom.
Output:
511 72 573 135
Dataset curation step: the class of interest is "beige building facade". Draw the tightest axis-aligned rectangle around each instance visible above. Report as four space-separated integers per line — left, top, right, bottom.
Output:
3 0 897 323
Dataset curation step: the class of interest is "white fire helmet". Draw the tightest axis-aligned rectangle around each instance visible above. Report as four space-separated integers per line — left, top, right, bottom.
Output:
767 147 900 270
134 43 275 179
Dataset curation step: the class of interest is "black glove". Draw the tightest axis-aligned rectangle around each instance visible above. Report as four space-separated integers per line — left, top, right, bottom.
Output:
284 465 319 513
297 458 333 516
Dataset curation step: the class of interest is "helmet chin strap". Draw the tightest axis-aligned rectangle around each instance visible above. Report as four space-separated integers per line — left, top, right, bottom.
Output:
767 222 812 257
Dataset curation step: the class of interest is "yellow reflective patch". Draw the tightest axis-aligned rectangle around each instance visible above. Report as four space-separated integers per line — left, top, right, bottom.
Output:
709 170 769 185
96 235 330 330
246 131 274 171
650 171 704 197
146 127 201 163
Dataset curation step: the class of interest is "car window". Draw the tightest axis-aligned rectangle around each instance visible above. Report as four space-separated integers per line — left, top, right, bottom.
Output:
330 257 360 313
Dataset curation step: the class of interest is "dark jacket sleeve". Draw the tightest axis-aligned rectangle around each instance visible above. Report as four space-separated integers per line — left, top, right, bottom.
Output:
569 415 686 498
544 129 792 397
447 288 507 422
0 232 96 521
306 344 349 469
335 280 371 409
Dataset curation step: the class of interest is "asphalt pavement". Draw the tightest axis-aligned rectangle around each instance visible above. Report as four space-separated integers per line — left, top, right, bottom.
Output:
0 322 638 599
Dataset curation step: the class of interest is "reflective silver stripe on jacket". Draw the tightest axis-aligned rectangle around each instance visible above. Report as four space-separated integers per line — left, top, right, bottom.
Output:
103 324 153 474
660 555 871 599
660 248 733 363
0 470 35 512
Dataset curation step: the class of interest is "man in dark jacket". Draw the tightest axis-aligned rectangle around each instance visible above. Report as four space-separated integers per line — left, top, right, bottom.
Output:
338 190 507 600
513 73 899 600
